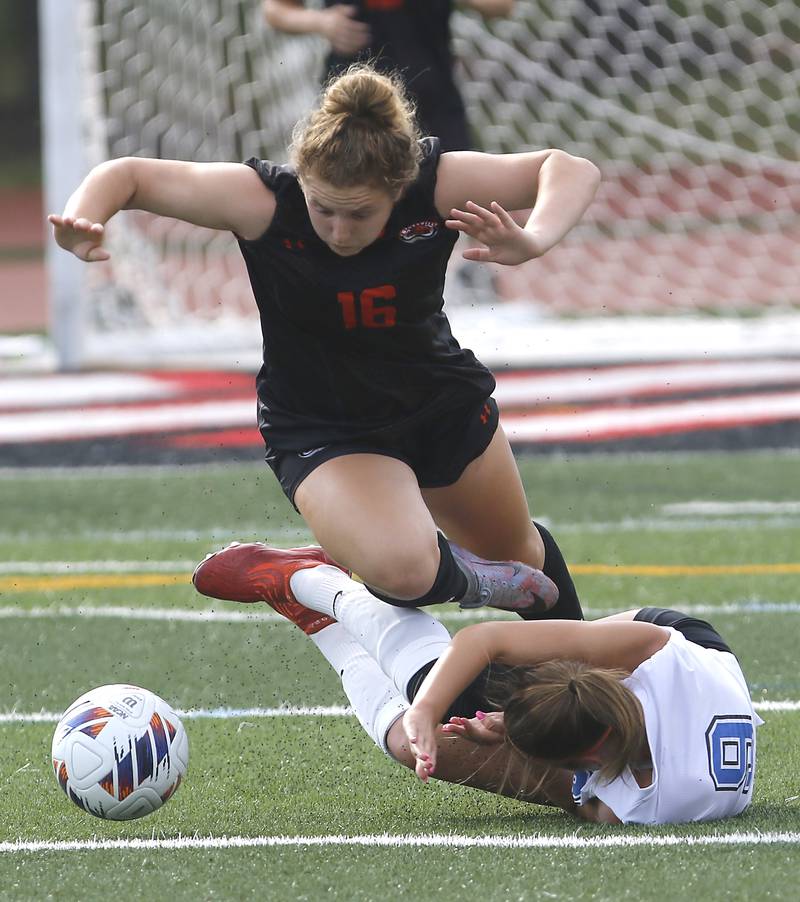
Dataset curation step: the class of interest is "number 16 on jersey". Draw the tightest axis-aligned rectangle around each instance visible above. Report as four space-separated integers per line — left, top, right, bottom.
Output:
337 285 397 330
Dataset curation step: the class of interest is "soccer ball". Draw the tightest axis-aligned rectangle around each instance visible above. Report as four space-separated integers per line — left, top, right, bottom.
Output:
51 684 189 821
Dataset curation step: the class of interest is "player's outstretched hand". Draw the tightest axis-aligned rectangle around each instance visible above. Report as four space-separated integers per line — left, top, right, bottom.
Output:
447 201 545 266
47 214 110 262
441 710 506 745
320 5 371 56
402 707 440 783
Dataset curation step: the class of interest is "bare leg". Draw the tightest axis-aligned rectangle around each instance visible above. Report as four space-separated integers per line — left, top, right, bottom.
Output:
422 426 545 568
294 449 554 612
295 454 441 600
386 720 576 813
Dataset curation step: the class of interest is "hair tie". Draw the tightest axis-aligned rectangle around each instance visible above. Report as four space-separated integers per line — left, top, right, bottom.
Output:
568 678 578 695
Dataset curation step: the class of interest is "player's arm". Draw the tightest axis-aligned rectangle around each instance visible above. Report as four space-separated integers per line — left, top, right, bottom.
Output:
576 797 622 825
404 619 667 781
459 0 515 17
433 149 600 265
48 158 275 262
263 1 370 55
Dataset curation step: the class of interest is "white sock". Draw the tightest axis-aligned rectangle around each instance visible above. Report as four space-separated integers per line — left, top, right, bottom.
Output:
291 566 451 697
311 621 407 754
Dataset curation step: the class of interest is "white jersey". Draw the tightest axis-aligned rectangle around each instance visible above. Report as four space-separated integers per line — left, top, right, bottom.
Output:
576 628 763 824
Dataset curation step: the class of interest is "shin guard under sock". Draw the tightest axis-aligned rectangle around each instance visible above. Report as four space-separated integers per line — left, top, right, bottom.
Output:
290 565 451 695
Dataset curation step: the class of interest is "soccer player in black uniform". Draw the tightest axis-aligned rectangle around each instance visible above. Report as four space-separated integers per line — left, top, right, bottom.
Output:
263 0 515 151
49 65 600 621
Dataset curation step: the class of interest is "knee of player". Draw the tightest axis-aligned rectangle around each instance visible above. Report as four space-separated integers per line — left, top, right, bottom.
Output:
386 719 416 768
364 546 440 601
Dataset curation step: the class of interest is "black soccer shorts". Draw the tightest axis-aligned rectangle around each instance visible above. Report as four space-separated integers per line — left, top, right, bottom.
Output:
265 396 499 508
634 607 733 655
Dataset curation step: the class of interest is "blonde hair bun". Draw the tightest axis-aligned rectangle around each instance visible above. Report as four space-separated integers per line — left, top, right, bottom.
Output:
291 64 422 192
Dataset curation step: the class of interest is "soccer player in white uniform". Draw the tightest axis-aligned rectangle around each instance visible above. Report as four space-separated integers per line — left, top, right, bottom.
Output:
566 618 760 823
193 543 762 825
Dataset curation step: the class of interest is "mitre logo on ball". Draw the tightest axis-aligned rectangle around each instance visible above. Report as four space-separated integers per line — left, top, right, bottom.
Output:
108 688 146 719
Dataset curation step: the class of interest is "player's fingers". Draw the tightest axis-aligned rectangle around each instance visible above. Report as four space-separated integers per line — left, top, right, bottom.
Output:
449 208 484 228
440 723 466 735
464 200 501 224
461 247 490 262
86 246 111 262
490 201 516 226
445 220 475 238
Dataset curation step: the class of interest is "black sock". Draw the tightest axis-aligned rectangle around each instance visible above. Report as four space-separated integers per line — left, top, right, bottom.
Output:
365 531 468 608
520 521 584 621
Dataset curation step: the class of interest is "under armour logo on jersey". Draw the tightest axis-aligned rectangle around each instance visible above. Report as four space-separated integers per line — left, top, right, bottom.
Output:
399 220 439 242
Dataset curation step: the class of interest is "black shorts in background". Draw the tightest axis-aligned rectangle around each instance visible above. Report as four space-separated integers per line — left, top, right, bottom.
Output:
634 607 733 655
266 395 499 507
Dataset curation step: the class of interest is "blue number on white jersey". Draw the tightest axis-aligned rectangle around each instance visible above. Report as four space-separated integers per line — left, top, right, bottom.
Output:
571 770 592 805
705 715 754 793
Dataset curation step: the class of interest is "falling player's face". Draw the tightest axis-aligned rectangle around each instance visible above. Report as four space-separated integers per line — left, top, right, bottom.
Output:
301 175 398 257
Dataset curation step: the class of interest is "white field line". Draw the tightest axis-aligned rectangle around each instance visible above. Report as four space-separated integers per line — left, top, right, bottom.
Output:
0 706 353 724
2 700 798 725
1 511 800 549
0 526 310 544
552 517 800 533
2 831 799 854
2 600 800 626
0 527 310 544
9 524 799 570
662 501 800 516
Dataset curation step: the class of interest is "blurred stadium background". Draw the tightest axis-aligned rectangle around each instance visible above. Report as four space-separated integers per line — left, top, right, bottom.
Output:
0 1 799 455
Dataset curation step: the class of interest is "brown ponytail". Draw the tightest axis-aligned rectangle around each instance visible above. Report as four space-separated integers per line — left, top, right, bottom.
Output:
290 64 422 193
502 660 645 782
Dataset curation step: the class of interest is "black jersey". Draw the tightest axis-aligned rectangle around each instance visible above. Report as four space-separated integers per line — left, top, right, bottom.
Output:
323 0 470 150
239 138 495 451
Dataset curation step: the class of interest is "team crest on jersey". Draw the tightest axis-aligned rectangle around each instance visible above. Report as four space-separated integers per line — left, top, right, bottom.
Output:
399 220 439 243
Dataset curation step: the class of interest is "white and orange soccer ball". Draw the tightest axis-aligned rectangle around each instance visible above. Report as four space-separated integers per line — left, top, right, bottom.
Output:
51 684 189 821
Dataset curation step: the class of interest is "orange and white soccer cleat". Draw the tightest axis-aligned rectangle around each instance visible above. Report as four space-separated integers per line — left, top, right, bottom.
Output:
192 541 345 636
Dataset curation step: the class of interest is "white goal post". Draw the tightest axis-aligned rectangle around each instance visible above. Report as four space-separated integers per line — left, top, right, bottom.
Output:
40 0 800 369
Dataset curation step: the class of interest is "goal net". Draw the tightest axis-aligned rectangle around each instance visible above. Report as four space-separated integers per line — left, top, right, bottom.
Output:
42 0 800 367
